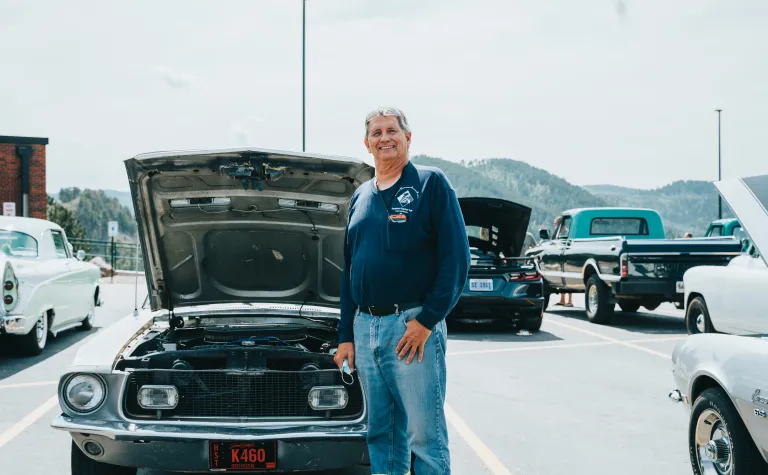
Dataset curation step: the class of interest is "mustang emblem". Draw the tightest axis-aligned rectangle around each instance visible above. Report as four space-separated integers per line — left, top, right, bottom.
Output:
753 389 768 406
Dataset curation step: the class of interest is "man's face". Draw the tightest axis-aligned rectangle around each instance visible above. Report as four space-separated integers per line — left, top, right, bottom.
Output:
364 115 411 162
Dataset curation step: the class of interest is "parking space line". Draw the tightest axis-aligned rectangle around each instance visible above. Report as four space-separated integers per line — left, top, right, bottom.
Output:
446 336 684 357
0 381 58 390
0 394 58 449
545 319 672 358
445 403 512 475
448 341 614 356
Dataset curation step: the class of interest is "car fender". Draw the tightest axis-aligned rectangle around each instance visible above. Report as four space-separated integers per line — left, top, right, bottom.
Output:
65 311 155 374
673 333 768 463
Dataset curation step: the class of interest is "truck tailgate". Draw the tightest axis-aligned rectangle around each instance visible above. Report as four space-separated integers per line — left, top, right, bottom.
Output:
624 237 743 281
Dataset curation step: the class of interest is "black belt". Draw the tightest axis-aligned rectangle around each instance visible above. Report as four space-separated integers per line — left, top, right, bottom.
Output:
359 301 422 316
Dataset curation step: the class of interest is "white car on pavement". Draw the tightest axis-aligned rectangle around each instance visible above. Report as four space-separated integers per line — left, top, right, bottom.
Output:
0 216 101 355
670 173 768 474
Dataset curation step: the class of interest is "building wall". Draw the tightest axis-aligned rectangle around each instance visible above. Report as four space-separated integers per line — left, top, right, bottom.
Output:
0 136 48 219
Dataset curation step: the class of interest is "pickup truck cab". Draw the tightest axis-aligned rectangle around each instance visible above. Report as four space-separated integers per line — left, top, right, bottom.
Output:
526 207 743 324
704 218 741 238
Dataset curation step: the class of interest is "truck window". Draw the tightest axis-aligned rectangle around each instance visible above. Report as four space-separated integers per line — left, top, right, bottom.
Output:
590 218 649 236
555 217 571 239
707 225 723 237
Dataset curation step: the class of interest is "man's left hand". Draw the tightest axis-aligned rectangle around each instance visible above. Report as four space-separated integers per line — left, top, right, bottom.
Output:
396 319 432 364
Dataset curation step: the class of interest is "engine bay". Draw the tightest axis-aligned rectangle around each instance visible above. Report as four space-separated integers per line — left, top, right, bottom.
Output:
115 316 340 372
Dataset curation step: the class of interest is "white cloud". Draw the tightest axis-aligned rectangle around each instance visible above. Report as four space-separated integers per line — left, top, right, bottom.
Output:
153 66 194 89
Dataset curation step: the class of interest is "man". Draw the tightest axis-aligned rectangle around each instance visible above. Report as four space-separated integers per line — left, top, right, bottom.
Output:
334 107 470 475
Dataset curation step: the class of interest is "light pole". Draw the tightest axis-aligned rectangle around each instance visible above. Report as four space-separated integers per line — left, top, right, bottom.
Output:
716 109 722 219
302 0 306 152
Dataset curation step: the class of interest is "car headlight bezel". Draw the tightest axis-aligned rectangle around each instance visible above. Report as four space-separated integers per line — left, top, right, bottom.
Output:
61 373 108 415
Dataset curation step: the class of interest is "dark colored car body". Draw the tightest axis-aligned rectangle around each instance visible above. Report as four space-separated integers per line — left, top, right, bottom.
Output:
527 208 743 324
448 197 544 331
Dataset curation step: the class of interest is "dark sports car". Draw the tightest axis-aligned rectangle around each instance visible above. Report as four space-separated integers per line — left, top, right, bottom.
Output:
448 197 545 331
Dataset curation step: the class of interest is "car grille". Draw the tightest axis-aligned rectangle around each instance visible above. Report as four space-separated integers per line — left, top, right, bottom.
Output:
123 369 364 421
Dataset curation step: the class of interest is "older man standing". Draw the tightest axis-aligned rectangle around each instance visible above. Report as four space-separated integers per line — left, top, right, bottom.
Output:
334 107 470 475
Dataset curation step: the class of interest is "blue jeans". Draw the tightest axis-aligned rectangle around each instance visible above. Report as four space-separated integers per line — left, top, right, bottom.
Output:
353 306 450 475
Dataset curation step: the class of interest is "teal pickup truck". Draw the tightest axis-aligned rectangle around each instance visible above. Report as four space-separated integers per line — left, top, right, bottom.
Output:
525 208 743 324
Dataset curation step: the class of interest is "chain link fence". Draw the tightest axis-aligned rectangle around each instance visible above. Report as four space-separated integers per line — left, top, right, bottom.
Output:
68 238 145 273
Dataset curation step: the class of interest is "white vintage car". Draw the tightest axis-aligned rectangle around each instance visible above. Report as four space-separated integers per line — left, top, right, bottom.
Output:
670 173 768 473
0 216 102 355
682 176 768 336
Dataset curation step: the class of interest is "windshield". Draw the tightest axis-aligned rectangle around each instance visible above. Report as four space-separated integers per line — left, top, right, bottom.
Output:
0 230 39 258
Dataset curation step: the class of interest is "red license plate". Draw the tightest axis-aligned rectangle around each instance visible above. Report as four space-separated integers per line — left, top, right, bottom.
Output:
209 440 277 471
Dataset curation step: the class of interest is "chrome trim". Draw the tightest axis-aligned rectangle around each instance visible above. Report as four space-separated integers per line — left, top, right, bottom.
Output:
60 373 108 416
1 315 28 334
626 252 742 256
51 415 367 441
51 320 86 337
115 370 367 427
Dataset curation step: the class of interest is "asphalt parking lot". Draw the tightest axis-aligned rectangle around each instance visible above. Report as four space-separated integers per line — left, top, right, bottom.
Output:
0 281 692 475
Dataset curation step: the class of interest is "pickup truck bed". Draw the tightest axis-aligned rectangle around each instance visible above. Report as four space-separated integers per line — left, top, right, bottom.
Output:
532 236 743 324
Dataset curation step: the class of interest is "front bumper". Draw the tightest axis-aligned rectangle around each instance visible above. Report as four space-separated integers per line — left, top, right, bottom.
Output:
53 415 369 472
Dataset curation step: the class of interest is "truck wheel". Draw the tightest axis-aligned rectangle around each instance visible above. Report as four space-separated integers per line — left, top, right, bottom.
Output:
689 388 766 475
585 275 614 324
619 302 641 313
72 441 137 475
686 297 713 335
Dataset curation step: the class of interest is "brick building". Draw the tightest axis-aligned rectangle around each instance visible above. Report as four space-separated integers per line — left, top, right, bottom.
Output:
0 135 48 219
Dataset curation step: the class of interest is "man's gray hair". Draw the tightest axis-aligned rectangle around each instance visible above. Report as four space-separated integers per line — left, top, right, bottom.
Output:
364 107 411 137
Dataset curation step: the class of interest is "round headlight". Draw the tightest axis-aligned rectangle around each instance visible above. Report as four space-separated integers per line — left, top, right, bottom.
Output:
64 374 106 413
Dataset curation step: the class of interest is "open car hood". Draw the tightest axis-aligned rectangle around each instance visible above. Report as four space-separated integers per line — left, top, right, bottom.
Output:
125 148 374 313
715 173 768 266
459 197 532 257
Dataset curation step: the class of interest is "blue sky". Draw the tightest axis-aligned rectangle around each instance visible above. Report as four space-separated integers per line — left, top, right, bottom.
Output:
1 0 766 192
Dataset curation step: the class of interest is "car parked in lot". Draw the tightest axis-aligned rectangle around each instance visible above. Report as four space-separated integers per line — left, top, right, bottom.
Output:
526 207 743 324
670 173 768 474
0 216 101 355
682 175 768 336
449 197 544 331
52 148 376 474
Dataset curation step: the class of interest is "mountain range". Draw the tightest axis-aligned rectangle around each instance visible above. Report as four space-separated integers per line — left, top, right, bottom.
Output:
48 155 732 241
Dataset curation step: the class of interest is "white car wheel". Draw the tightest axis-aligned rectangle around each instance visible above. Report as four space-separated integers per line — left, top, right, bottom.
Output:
14 311 48 356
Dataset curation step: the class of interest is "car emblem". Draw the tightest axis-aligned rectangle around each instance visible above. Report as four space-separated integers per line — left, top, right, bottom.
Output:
753 389 768 406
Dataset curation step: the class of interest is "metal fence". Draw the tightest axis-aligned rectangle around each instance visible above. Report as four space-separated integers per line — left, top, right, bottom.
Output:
68 237 145 273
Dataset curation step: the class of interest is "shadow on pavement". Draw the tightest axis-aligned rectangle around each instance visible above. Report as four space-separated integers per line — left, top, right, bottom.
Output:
446 321 563 343
0 325 101 381
546 306 687 336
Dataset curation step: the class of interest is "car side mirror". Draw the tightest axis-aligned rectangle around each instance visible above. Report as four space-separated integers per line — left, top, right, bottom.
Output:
539 229 550 241
76 249 86 261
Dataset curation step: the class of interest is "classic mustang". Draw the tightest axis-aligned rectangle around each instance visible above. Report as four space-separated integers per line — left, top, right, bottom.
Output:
449 197 545 331
670 173 768 473
52 148 376 474
1 215 101 355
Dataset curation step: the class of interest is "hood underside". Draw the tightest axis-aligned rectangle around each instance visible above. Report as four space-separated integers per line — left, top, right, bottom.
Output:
715 173 768 266
125 148 374 312
459 197 532 257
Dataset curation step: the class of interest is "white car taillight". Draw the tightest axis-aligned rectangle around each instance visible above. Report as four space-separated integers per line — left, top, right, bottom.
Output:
2 263 18 312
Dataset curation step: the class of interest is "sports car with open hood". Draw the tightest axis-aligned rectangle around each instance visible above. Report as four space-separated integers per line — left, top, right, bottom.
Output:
51 148 375 474
450 197 545 331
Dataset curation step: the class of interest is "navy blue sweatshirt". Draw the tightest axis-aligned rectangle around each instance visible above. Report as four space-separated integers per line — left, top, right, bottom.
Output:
338 161 471 343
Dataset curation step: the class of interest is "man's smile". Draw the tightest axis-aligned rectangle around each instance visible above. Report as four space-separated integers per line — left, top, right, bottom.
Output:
379 145 395 150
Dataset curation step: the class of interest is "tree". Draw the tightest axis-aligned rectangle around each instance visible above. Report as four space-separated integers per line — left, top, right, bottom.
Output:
47 195 87 240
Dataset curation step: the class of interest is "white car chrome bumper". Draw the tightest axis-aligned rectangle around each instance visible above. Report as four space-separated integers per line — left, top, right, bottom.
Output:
1 315 31 335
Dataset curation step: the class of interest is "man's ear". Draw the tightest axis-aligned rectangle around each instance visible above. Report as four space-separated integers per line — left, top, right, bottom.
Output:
405 131 412 148
364 137 372 153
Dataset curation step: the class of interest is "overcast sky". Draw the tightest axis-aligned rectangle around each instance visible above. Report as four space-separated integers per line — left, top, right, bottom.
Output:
1 0 766 193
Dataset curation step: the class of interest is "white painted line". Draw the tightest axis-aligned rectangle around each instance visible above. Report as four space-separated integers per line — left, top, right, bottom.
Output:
545 319 671 358
0 381 58 390
448 341 613 356
446 335 685 357
0 394 59 449
445 403 512 475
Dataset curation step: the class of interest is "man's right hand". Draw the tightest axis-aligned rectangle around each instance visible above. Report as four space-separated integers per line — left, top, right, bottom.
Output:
334 342 355 372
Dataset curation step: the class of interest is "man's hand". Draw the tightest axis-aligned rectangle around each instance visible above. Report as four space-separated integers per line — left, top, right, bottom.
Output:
334 342 355 372
396 319 432 364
